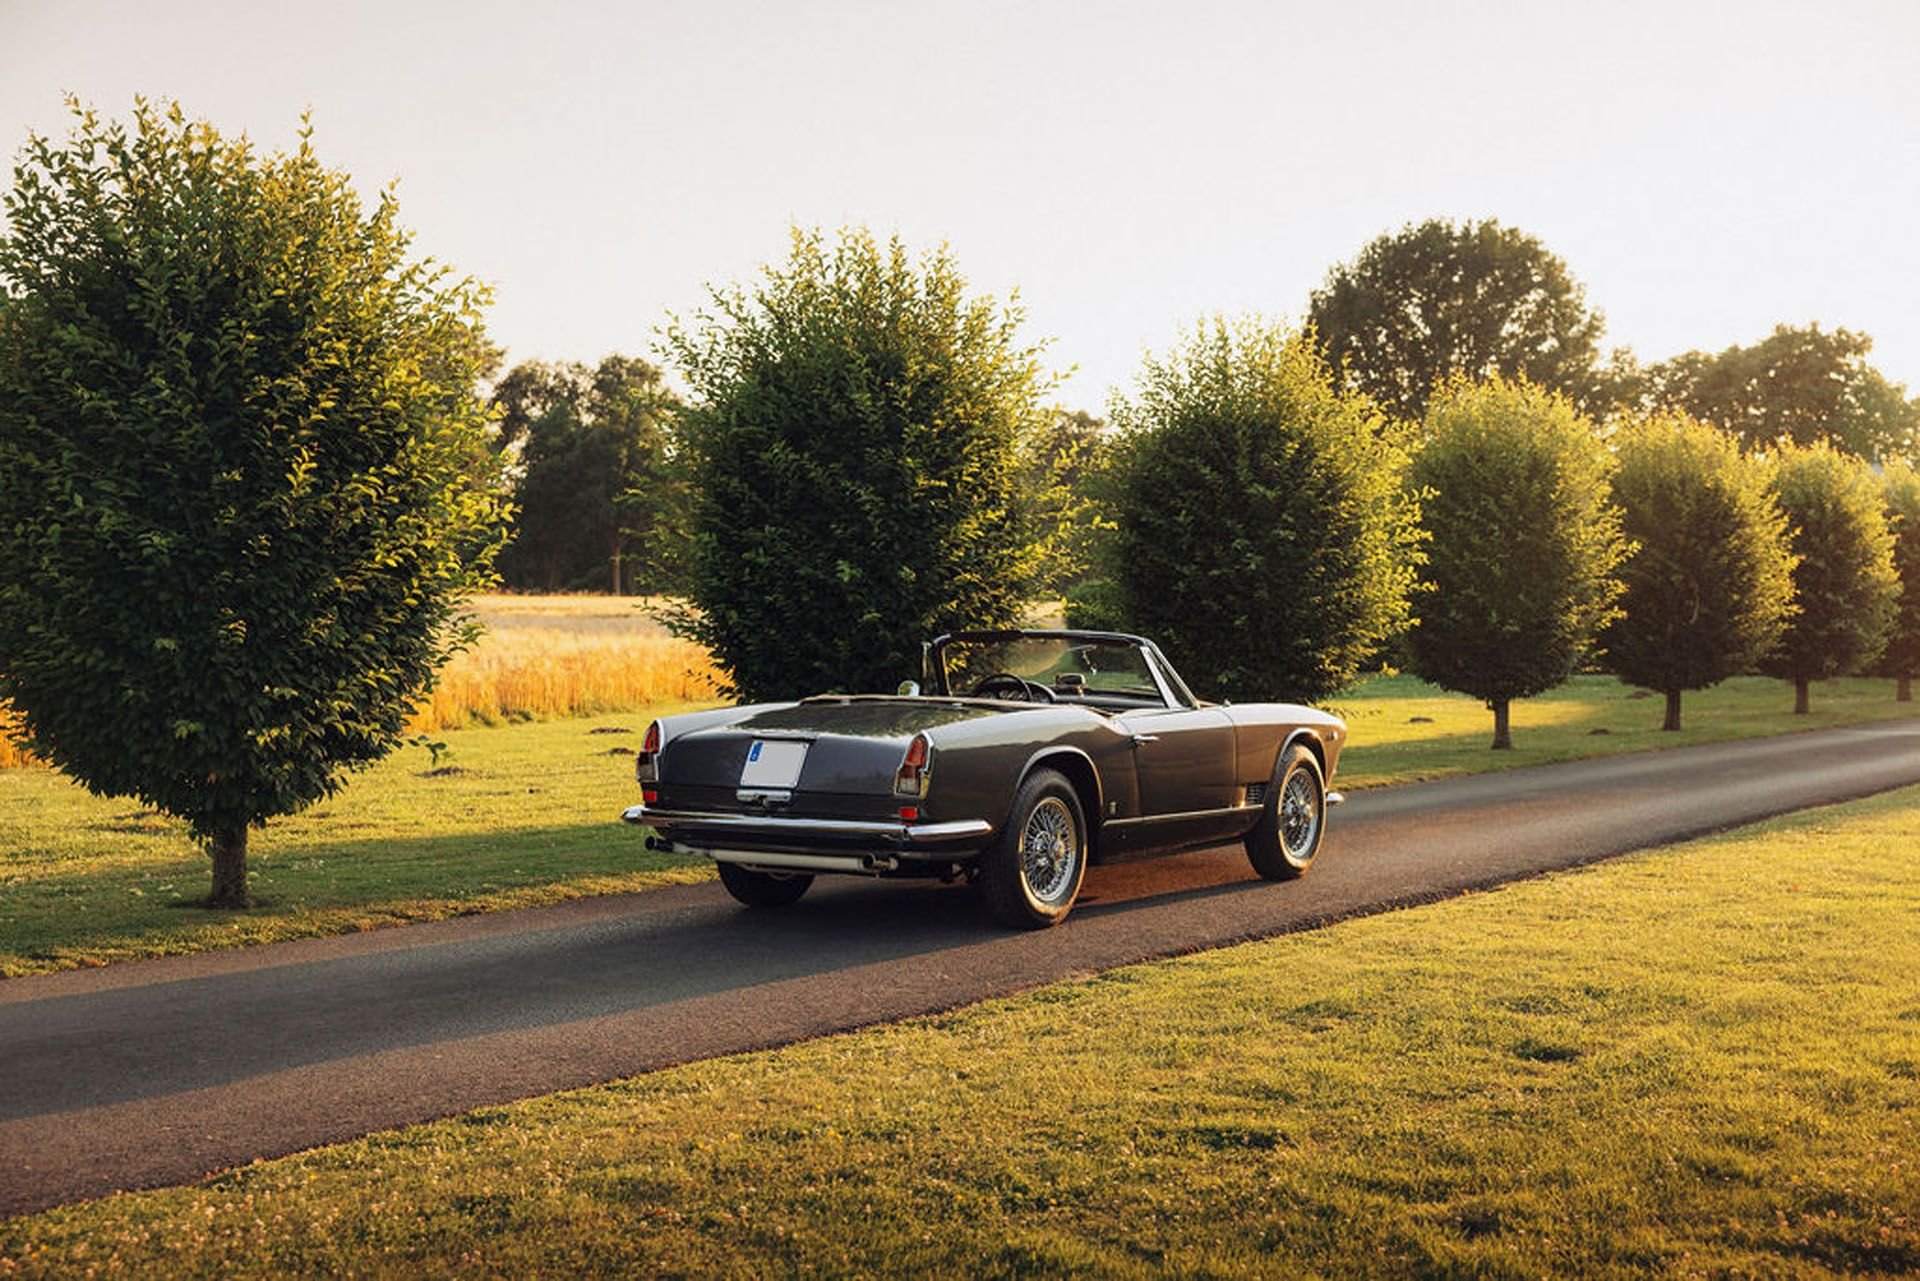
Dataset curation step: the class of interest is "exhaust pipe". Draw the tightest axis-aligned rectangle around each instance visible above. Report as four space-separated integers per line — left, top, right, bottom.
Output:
861 853 900 872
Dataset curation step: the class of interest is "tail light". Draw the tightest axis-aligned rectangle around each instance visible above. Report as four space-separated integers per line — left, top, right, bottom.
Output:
893 733 931 797
636 719 662 783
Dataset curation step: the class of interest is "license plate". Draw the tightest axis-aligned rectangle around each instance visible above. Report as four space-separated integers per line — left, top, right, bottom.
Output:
739 739 808 789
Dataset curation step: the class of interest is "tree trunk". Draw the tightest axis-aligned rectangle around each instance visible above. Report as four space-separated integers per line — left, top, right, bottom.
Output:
1900 673 1912 703
1793 678 1810 715
609 542 624 595
207 825 252 908
1490 699 1512 751
1663 687 1682 732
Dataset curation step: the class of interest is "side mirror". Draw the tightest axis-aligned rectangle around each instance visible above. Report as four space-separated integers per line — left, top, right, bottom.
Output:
896 679 921 697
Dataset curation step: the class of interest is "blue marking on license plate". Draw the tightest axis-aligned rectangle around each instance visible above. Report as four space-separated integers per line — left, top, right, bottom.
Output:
748 742 762 762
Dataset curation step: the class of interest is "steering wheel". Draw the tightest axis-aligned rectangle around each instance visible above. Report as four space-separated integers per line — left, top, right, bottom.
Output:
971 672 1056 703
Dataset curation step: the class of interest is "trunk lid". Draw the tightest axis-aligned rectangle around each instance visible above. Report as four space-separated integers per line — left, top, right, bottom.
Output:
658 696 1017 813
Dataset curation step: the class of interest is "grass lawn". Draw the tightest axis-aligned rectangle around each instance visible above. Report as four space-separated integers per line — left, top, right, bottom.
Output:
2 671 1914 977
0 709 712 977
1331 671 1920 790
5 786 1916 1274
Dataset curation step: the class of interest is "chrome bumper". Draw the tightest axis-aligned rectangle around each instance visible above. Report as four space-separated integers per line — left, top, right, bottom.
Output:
622 804 992 858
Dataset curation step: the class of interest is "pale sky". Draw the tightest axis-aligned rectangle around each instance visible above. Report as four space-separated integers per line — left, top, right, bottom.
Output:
3 0 1917 411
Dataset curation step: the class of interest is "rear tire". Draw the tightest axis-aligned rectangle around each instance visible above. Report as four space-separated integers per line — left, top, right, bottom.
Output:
979 768 1087 929
716 862 813 908
1244 744 1325 881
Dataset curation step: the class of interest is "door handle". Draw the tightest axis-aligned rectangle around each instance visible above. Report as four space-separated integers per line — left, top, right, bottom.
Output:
1130 733 1159 747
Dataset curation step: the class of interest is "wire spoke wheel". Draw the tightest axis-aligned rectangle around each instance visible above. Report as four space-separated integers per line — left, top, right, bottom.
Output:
1244 745 1325 882
981 769 1087 927
1020 796 1079 904
1279 769 1321 858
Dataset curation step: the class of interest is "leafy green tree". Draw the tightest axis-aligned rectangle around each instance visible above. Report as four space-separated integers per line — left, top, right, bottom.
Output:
1018 408 1112 596
1307 218 1608 422
488 358 579 455
662 227 1048 700
1406 379 1627 749
1599 413 1797 730
1106 319 1423 702
0 101 507 906
1761 442 1899 713
1628 324 1920 463
1883 463 1920 702
493 355 684 594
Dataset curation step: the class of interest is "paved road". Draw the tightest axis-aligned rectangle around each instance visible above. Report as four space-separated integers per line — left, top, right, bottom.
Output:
5 719 1920 1217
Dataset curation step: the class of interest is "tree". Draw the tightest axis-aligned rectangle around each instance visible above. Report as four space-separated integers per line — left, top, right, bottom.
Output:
492 355 684 594
1405 379 1627 749
1599 413 1797 730
1883 463 1920 701
1105 319 1423 702
0 101 507 906
661 227 1047 701
1017 408 1112 596
1307 218 1609 422
1761 442 1899 713
1628 324 1920 463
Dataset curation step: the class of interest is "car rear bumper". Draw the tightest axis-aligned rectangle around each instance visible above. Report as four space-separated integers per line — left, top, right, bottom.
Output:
622 804 994 873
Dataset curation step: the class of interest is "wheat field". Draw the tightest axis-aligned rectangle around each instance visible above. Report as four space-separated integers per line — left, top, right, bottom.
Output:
0 595 726 767
408 596 724 731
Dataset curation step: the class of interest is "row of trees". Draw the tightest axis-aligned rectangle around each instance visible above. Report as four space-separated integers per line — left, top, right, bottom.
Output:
3 103 1915 903
498 216 1920 601
652 230 1920 753
1082 328 1913 749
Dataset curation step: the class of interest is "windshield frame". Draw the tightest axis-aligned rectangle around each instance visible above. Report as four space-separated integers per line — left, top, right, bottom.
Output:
925 629 1195 710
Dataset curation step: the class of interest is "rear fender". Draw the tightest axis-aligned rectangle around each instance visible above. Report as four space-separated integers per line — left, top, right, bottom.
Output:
1018 746 1104 852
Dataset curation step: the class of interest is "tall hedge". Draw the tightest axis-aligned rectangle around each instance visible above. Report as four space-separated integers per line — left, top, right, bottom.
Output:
1406 379 1627 748
1761 442 1899 713
662 228 1047 700
1106 319 1423 702
0 102 507 905
1600 413 1797 730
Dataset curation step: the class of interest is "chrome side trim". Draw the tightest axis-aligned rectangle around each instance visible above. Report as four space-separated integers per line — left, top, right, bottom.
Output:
1101 803 1261 829
624 806 991 844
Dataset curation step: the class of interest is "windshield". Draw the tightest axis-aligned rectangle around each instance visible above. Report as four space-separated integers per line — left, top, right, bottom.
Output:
938 636 1168 704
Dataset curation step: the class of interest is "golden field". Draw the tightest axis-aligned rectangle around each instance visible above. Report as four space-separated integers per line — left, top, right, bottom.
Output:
0 708 27 770
0 595 725 766
407 595 724 731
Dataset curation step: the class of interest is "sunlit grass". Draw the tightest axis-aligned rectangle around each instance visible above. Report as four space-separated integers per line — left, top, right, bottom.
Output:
1332 671 1920 789
0 710 710 977
6 788 1916 1274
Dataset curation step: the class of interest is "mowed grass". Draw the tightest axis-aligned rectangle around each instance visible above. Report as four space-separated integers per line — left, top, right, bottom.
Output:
0 710 711 977
1333 671 1919 789
4 661 1918 976
5 788 1916 1275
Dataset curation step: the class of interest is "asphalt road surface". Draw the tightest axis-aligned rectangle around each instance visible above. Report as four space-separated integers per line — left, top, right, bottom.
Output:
5 719 1920 1217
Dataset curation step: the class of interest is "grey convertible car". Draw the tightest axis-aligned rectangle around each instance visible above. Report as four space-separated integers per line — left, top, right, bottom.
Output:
622 630 1346 928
